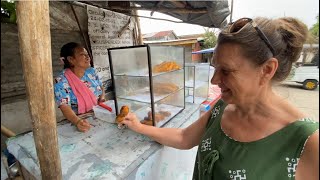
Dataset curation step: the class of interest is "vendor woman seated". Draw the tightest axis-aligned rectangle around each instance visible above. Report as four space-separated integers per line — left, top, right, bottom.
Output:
54 42 105 132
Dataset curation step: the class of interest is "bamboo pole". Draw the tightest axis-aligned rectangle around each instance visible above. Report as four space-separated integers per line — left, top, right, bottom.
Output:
70 4 93 61
15 1 62 179
1 124 16 138
132 9 143 45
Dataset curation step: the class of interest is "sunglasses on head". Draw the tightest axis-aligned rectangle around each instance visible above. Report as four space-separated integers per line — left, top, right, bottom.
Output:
227 18 276 56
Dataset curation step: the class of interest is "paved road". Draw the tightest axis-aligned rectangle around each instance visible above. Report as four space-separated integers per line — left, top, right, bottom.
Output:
274 82 319 121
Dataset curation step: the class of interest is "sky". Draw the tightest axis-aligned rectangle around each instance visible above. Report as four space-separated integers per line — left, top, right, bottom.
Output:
138 0 319 36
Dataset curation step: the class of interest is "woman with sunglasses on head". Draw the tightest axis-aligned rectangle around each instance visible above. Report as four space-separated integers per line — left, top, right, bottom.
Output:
122 17 319 179
54 42 105 133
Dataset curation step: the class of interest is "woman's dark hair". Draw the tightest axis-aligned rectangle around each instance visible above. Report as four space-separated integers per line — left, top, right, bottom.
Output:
60 42 82 69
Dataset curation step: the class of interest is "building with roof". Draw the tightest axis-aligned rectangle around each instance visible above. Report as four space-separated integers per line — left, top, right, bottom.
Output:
143 30 179 41
143 31 206 62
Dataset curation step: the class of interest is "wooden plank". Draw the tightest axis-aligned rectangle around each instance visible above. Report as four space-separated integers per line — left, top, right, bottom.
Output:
169 1 187 8
146 39 198 46
15 1 62 179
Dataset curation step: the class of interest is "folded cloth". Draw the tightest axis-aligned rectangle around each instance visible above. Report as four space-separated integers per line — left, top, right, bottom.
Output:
64 68 97 114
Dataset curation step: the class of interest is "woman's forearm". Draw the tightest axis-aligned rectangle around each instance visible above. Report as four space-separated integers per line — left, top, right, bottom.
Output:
138 125 187 149
99 87 106 101
59 105 80 124
132 105 214 150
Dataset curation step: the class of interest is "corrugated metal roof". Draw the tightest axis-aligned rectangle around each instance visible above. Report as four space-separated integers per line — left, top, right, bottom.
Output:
134 0 230 28
83 1 230 28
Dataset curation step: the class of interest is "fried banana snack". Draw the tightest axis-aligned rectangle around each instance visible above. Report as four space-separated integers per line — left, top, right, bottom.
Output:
115 106 129 128
152 61 181 73
153 83 179 94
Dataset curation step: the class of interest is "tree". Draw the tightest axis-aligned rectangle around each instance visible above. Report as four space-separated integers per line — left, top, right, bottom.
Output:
306 15 319 44
310 15 319 37
1 0 16 23
202 28 217 49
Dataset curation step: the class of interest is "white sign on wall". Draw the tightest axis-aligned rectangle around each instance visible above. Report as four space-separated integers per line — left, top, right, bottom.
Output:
87 5 134 91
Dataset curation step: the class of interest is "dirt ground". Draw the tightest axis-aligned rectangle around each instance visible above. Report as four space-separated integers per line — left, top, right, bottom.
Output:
273 82 319 121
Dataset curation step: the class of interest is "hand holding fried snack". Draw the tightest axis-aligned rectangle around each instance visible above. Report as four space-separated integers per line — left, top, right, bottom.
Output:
115 105 129 129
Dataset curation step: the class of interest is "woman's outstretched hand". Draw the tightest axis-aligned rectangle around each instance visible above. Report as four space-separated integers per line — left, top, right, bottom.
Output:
122 112 143 132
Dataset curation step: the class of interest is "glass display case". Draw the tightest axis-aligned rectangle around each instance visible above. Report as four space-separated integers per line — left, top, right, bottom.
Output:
185 63 210 104
108 45 185 127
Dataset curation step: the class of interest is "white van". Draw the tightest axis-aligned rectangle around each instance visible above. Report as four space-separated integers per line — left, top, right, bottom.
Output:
287 48 319 90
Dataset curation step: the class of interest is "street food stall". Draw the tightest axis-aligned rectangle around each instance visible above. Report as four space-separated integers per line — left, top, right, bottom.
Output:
6 104 201 179
1 1 229 179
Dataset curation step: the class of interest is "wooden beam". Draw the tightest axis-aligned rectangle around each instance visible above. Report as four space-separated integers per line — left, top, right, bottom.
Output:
150 1 164 16
77 1 206 13
108 6 207 14
1 124 16 138
70 4 94 66
118 17 131 38
70 1 186 24
169 1 187 8
146 39 198 46
15 1 62 179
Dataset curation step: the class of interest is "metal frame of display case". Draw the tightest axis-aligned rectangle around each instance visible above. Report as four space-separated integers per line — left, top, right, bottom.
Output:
185 63 210 104
108 44 185 127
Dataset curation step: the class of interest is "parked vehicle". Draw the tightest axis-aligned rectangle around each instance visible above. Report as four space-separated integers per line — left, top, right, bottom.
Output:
287 50 319 90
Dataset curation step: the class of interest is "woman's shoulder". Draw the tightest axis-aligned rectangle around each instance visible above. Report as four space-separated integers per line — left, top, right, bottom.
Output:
85 67 96 74
54 69 67 85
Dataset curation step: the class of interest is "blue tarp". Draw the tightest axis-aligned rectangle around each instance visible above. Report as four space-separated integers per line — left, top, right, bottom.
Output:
192 47 215 54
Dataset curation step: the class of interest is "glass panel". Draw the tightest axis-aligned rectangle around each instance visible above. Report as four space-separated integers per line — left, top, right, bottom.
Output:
195 63 210 82
152 69 184 104
185 66 195 88
185 87 194 103
194 84 208 104
116 98 149 114
154 88 185 127
184 63 210 104
150 46 184 75
109 47 149 76
114 76 151 103
109 45 185 127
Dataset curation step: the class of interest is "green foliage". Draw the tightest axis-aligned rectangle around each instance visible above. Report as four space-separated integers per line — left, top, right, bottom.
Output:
310 15 319 37
1 1 16 23
202 28 217 49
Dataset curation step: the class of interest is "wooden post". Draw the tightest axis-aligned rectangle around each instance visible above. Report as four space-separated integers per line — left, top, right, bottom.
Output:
15 1 62 179
132 9 144 45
